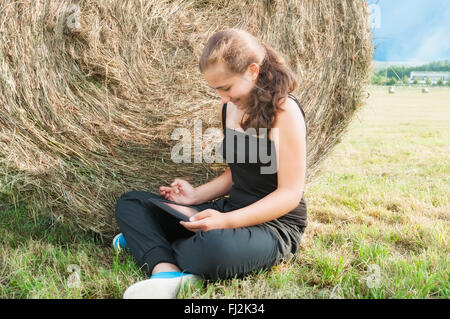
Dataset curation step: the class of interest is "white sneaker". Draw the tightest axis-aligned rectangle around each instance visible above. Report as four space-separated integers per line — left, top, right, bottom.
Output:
123 272 201 299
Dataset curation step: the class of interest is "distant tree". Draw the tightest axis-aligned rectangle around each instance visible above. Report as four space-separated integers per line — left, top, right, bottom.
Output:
387 77 397 85
413 77 419 85
371 74 382 85
437 77 444 86
402 75 409 85
371 73 388 85
374 60 450 80
425 77 431 85
446 79 450 87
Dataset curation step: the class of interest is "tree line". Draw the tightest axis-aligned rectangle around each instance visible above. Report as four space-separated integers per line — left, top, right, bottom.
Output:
371 60 450 86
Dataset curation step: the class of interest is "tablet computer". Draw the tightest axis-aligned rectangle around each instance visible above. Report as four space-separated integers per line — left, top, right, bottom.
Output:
148 197 200 222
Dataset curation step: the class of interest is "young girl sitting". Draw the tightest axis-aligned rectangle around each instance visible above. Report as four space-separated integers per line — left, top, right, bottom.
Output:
114 28 308 299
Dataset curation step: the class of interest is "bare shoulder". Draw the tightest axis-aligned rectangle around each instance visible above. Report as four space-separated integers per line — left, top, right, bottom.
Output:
272 97 306 130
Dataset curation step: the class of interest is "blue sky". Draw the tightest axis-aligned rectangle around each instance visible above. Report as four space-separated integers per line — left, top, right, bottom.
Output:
367 0 450 62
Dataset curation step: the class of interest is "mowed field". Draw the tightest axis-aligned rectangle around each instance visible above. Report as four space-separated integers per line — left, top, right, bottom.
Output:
0 86 448 298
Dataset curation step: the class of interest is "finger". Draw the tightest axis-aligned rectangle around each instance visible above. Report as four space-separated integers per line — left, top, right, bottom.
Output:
190 211 210 221
180 221 200 233
181 220 204 228
160 186 171 193
172 179 185 189
172 185 180 194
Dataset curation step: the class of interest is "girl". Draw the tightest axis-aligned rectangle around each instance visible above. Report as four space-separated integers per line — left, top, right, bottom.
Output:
114 28 308 299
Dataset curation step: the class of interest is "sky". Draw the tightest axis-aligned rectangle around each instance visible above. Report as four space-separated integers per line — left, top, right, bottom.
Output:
367 0 450 62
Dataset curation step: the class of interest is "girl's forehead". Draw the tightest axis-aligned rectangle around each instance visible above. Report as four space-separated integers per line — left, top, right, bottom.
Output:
204 63 237 85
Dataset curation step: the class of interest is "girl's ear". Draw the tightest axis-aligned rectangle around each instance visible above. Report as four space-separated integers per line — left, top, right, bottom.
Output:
247 63 260 81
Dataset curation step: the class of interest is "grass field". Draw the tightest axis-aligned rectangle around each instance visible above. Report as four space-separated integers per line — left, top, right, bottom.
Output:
0 86 448 298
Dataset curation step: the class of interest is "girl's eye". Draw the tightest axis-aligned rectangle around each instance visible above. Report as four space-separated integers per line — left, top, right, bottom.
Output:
222 87 230 92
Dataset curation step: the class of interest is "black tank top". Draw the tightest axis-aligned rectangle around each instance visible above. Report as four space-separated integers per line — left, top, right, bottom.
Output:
219 93 307 228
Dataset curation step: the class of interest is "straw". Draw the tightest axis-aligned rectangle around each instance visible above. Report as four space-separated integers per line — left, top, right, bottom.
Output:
0 0 373 237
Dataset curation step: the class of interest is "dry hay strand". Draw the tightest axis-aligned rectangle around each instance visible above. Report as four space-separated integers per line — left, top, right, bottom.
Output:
0 0 373 237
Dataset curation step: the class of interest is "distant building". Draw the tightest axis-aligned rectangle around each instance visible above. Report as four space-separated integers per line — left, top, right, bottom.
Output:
409 71 450 84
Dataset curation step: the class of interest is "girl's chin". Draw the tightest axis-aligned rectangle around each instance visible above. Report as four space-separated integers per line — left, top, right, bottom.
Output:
231 97 248 110
232 98 244 107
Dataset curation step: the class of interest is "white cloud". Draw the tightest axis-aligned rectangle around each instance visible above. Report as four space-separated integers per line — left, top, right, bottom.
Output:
411 27 450 61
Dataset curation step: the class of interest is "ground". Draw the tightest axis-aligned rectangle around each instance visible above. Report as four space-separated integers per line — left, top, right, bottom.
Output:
0 86 448 298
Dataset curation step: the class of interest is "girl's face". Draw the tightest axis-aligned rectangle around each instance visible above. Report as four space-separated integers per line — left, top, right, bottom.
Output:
203 62 259 109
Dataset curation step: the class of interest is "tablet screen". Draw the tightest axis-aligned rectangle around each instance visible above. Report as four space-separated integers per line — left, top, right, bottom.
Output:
162 202 199 219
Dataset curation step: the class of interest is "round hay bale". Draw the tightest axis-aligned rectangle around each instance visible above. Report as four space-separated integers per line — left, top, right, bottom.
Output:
0 0 373 236
389 87 395 94
422 88 430 93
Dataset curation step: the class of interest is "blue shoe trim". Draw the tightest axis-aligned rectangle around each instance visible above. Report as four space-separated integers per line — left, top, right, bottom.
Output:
113 233 129 250
150 271 191 279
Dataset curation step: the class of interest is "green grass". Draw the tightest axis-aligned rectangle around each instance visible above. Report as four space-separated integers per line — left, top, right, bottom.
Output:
0 203 144 298
1 86 449 298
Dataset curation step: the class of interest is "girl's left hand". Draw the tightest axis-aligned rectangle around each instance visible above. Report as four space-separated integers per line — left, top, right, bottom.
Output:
180 209 231 232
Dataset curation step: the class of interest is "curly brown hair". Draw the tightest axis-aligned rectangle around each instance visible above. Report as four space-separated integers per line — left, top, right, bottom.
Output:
199 28 298 132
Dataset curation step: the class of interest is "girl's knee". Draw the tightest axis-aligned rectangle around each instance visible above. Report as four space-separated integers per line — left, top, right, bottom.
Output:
115 190 145 220
117 190 143 201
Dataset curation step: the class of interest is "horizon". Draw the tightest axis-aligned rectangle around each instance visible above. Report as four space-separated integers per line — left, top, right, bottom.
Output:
371 59 450 72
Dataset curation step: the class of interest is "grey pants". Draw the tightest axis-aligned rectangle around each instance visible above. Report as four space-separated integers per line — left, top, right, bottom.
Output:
115 190 303 281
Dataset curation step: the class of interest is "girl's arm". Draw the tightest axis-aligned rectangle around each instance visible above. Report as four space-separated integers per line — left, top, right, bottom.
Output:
192 168 232 205
225 188 302 228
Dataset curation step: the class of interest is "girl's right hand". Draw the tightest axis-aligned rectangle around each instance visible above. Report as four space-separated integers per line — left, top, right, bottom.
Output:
159 178 199 205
